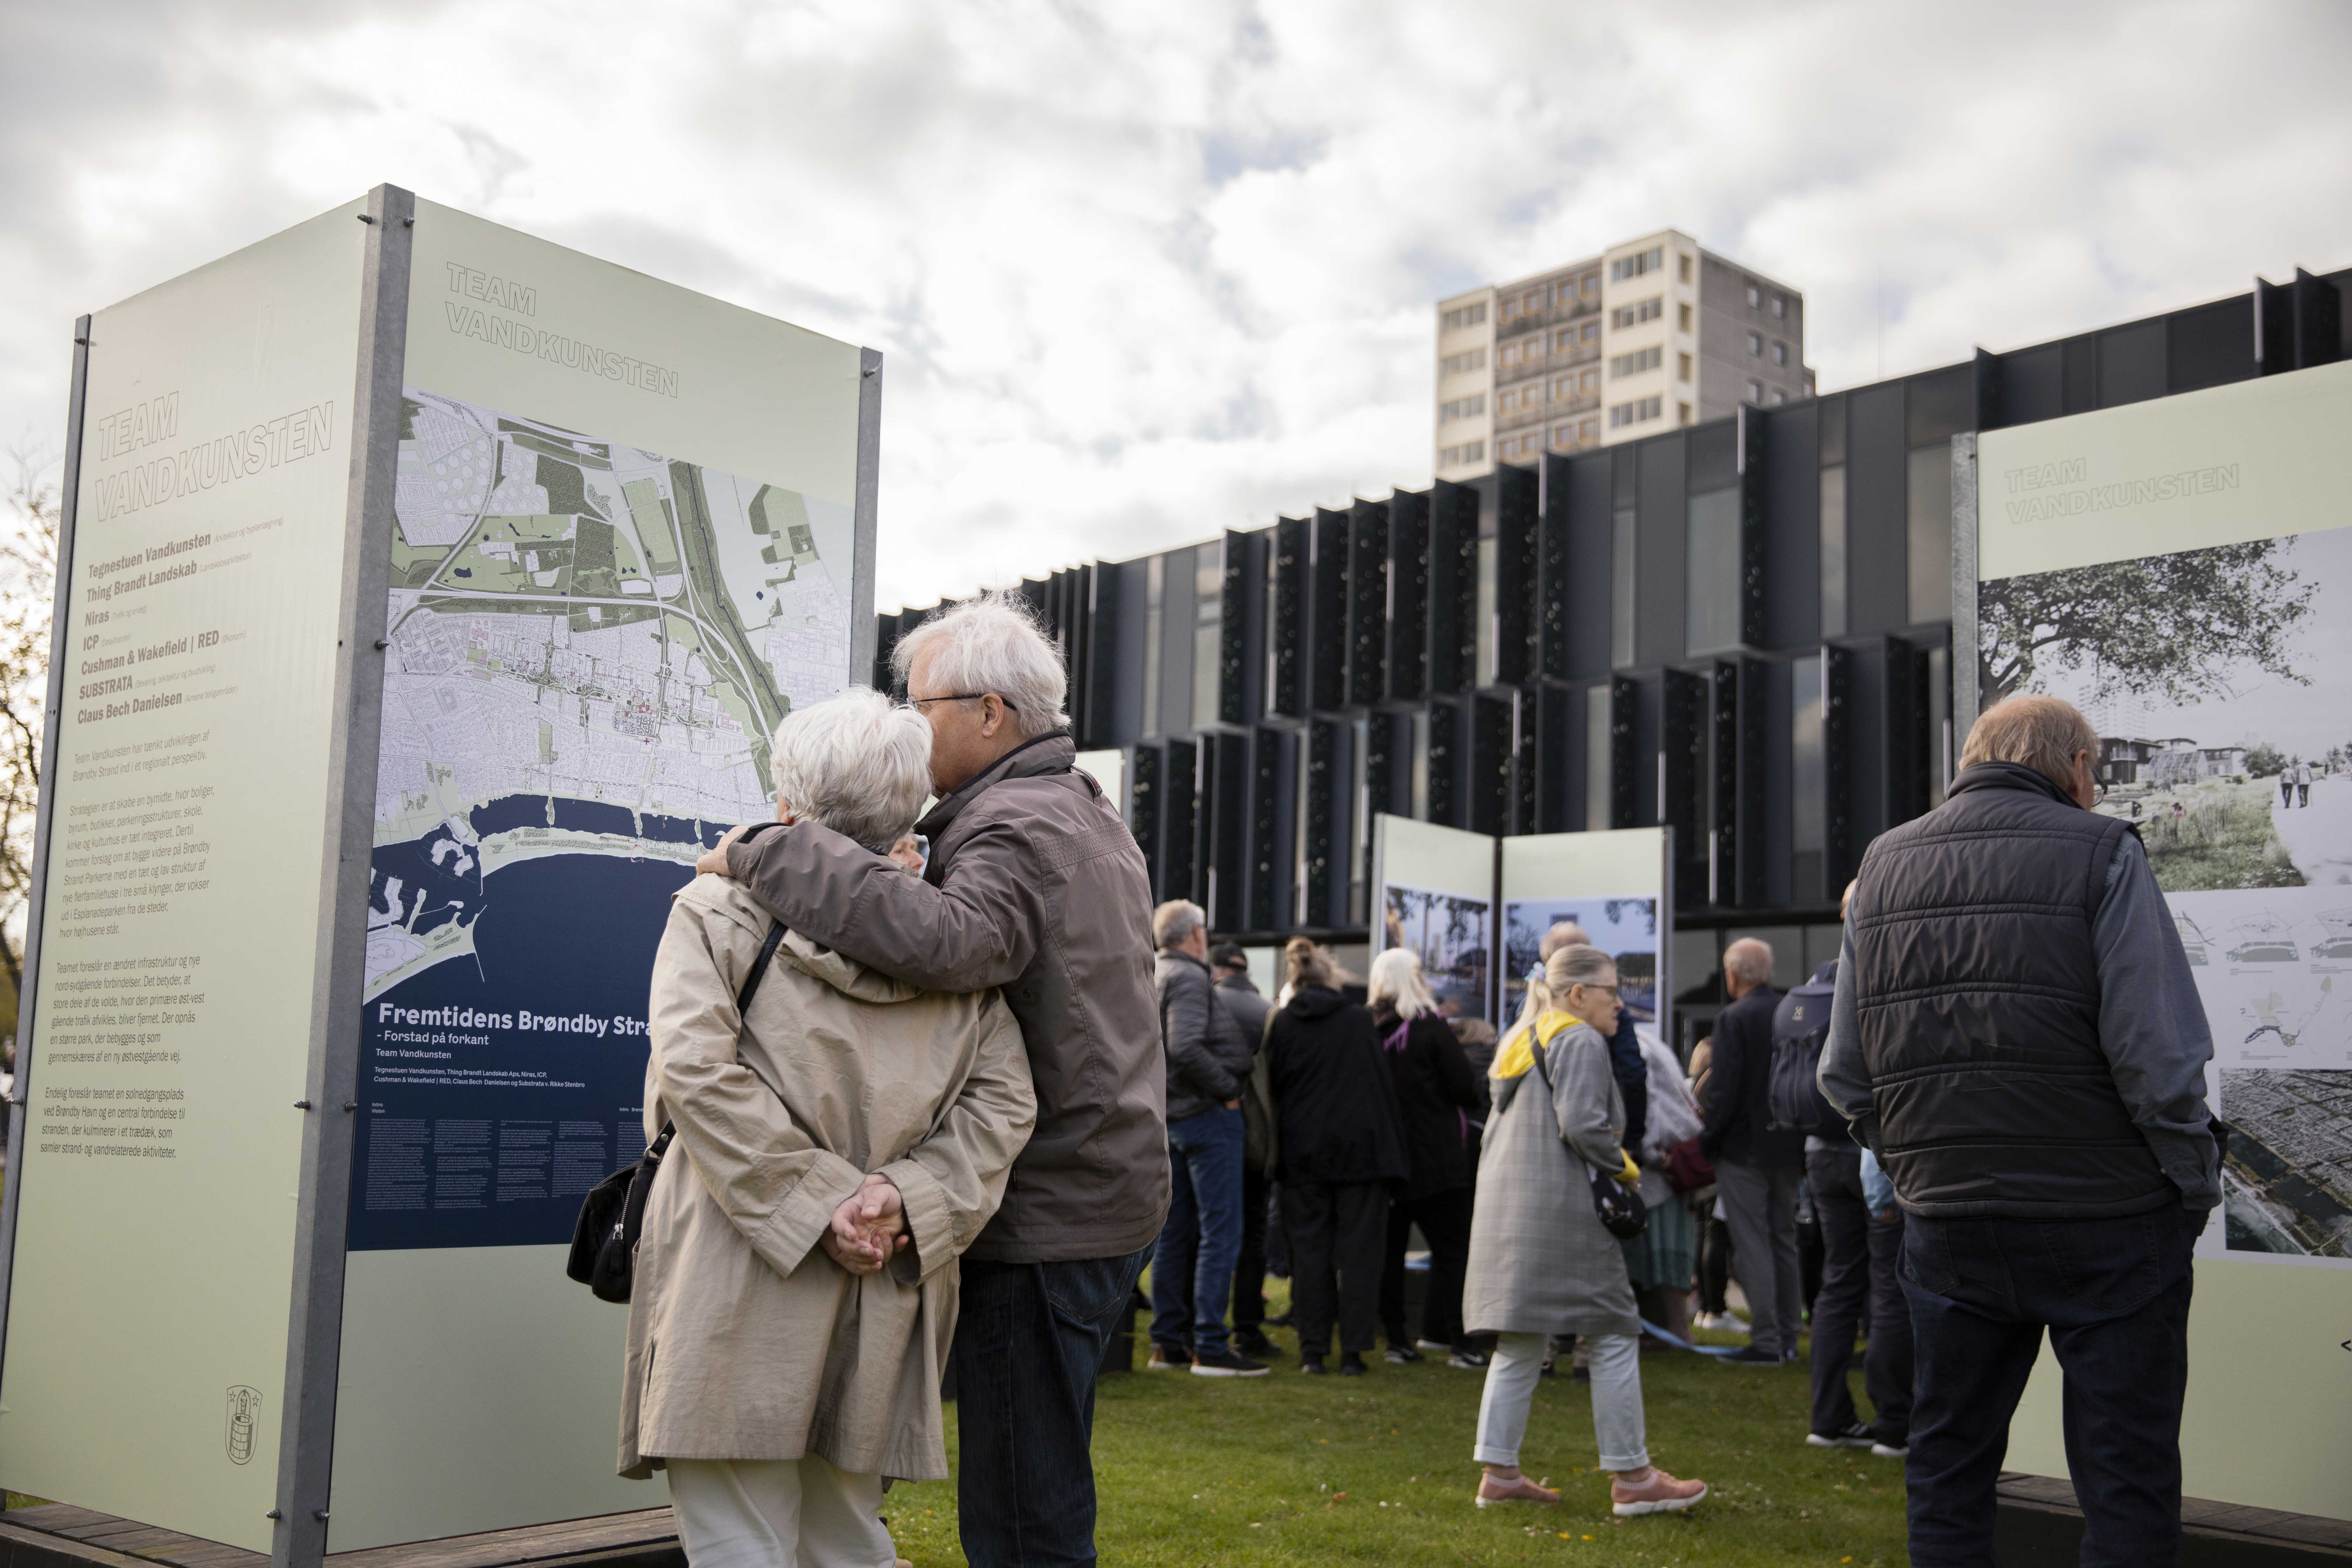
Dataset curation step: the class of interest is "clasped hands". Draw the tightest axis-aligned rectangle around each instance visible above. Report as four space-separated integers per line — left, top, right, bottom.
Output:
823 1171 910 1276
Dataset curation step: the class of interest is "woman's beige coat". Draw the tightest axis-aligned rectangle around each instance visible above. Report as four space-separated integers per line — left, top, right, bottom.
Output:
617 873 1035 1482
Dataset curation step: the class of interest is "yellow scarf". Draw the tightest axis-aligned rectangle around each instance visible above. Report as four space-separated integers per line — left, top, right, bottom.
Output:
1490 1009 1586 1081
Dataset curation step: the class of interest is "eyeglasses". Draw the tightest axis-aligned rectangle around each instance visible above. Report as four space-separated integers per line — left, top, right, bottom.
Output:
908 692 1019 712
1575 983 1621 998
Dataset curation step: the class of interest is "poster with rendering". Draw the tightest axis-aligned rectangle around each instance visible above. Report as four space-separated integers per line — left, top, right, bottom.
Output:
1977 364 2352 1265
349 388 852 1250
1501 895 1658 1025
1381 882 1493 1022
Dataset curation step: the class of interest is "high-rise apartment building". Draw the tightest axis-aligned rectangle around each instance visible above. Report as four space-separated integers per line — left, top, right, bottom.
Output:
1434 228 1812 480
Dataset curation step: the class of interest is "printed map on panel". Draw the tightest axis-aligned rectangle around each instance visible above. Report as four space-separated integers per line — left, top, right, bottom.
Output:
365 388 852 999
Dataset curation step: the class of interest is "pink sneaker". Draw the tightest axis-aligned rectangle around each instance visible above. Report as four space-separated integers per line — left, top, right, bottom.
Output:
1610 1467 1708 1516
1474 1472 1560 1508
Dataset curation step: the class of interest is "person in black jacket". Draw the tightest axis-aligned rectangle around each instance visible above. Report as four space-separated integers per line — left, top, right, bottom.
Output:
1264 937 1409 1376
1699 937 1801 1365
1209 942 1282 1360
1367 948 1486 1368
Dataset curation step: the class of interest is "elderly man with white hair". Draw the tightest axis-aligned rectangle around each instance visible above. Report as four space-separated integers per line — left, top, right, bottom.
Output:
622 687 1036 1568
696 593 1163 1568
1697 936 1804 1366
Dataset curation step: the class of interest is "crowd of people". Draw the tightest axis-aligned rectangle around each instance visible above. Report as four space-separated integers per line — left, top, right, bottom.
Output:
606 584 2217 1568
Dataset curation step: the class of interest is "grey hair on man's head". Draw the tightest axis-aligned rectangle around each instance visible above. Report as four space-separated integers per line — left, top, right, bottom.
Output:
1540 921 1590 960
1723 937 1775 987
1152 899 1205 950
889 592 1070 737
1960 694 2099 792
768 687 934 853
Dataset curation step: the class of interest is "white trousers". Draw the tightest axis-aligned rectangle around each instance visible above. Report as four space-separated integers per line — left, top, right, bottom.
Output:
1472 1331 1650 1473
666 1457 897 1568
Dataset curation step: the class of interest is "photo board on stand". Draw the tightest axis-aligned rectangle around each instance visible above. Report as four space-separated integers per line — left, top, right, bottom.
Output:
1499 828 1671 1039
1957 357 2352 1524
1369 814 1496 1022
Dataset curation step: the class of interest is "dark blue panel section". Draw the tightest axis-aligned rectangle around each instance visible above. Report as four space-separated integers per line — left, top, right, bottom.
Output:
348 805 726 1250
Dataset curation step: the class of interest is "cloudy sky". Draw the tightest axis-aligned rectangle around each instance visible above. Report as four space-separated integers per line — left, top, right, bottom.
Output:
4 0 2348 612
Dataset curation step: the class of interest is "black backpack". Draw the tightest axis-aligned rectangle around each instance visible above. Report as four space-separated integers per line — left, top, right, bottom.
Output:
1766 960 1844 1139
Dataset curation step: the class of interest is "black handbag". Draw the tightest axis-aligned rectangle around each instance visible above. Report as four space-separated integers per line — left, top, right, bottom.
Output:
567 918 789 1302
1528 1017 1649 1240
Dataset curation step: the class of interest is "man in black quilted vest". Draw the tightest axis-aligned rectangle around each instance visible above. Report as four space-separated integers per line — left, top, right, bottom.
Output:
1817 695 2217 1568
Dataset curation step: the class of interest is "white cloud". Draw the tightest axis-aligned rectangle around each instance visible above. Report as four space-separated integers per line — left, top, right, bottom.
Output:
3 0 2347 610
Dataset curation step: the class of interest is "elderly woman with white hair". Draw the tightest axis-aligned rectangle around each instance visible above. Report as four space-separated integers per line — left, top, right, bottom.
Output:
1461 943 1709 1517
1366 947 1487 1367
620 687 1037 1568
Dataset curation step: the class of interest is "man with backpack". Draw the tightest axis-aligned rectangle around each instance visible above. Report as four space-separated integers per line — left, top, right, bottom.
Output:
1771 890 1910 1457
1698 938 1801 1366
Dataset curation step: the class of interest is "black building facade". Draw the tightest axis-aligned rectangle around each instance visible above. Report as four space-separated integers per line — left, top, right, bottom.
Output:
874 266 2348 1029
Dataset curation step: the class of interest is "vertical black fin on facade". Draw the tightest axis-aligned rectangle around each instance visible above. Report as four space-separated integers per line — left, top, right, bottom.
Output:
1428 481 1480 695
1310 508 1350 713
1347 499 1390 707
1386 489 1430 701
1494 462 1539 685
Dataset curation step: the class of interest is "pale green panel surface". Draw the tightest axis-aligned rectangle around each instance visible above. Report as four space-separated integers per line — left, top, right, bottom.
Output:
1073 748 1125 817
1371 814 1493 910
1499 827 1665 902
0 198 368 1549
326 1247 650 1552
2004 1255 2352 1522
402 200 862 514
1977 358 2352 581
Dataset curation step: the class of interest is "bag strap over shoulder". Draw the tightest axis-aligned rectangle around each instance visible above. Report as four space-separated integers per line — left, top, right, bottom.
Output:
648 912 790 1163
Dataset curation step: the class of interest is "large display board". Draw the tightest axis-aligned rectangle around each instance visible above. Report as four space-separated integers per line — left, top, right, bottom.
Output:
1960 359 2352 1522
1370 814 1495 1020
0 198 372 1551
0 187 877 1564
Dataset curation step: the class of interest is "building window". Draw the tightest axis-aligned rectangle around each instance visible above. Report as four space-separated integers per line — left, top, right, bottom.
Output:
1746 331 1763 356
1686 486 1742 656
1439 394 1486 422
1611 297 1664 329
1745 282 1761 308
1552 423 1577 448
1678 302 1692 333
1793 656 1824 855
1499 341 1518 367
1583 368 1600 391
1580 417 1598 442
1555 327 1577 352
1770 390 1787 405
1609 346 1663 378
1679 402 1694 425
1610 509 1636 667
1771 341 1787 366
1678 253 1693 283
1440 347 1487 376
1441 302 1488 331
1820 463 1847 636
1746 378 1764 402
1582 320 1599 342
1610 246 1665 281
1583 271 1600 295
1522 289 1545 313
1771 294 1786 319
1608 395 1663 429
1555 281 1577 307
1440 440 1485 467
1677 351 1692 382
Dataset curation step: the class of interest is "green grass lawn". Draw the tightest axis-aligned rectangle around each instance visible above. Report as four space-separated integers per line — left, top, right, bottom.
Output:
882 1282 1908 1567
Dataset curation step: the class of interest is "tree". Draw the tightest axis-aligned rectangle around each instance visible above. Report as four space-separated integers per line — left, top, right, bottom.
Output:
2245 743 2286 778
0 449 57 1003
1978 538 2315 708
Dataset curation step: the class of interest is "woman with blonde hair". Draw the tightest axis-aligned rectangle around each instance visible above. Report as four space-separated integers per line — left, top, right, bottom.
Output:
1261 936 1408 1374
1460 943 1709 1516
1367 948 1487 1367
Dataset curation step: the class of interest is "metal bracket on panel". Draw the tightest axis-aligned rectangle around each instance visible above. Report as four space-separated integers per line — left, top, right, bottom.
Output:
293 1100 313 1111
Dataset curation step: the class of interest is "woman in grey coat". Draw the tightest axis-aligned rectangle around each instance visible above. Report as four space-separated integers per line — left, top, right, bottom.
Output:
1461 943 1709 1517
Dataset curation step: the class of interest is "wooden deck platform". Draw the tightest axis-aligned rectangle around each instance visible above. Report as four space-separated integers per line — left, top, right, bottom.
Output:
1997 1473 2352 1565
0 1506 681 1568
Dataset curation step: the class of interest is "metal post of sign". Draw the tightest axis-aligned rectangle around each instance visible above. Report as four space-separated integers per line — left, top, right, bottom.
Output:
850 347 883 685
1951 432 1980 746
270 181 414 1568
0 314 96 1388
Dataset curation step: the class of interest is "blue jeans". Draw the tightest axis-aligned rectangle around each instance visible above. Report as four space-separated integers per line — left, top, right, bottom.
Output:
1148 1107 1245 1357
1900 1204 2200 1568
953 1248 1148 1568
